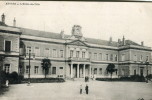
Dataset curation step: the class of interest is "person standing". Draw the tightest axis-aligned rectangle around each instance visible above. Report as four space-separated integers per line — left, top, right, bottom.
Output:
80 85 82 94
85 84 89 94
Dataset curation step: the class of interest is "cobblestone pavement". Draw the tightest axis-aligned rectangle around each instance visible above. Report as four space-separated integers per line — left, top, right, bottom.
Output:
0 80 152 100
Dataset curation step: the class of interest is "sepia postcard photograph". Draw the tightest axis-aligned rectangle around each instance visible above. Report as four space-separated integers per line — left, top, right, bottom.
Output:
0 1 152 100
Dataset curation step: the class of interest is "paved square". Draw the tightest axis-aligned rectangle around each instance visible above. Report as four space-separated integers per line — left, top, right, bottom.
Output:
0 81 152 100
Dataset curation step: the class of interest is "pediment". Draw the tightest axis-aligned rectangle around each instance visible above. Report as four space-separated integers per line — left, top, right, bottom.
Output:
67 40 88 47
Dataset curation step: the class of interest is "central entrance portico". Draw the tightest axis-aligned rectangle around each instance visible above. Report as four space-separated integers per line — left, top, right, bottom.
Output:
69 63 91 78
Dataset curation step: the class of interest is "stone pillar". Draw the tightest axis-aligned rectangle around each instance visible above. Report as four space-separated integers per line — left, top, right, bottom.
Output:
89 64 91 78
71 64 73 78
83 64 85 78
77 64 79 78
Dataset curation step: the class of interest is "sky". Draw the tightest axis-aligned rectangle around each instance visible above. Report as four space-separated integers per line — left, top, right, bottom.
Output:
0 1 152 47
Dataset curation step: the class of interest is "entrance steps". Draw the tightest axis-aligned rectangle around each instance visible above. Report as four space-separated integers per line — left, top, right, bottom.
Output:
66 78 94 82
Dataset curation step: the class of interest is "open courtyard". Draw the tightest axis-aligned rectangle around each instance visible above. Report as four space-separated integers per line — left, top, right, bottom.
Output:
0 80 152 100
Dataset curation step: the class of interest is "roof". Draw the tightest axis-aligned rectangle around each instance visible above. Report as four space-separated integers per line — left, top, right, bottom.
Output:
19 27 141 47
86 37 118 47
20 28 63 39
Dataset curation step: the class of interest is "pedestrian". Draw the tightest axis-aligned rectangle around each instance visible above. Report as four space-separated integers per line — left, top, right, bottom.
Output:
80 85 82 94
85 84 89 94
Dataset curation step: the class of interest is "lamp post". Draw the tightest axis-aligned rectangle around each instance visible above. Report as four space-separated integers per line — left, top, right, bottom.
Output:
28 49 31 85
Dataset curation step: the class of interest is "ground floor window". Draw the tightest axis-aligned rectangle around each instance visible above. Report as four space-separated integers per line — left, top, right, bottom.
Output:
115 69 118 75
134 69 136 75
26 66 29 74
94 68 97 75
34 66 39 74
52 67 56 74
4 64 10 73
99 68 102 75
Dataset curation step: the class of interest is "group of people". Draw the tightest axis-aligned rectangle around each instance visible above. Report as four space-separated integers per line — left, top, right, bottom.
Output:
80 84 89 94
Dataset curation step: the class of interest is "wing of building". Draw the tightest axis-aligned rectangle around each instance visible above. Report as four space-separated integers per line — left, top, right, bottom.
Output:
0 14 152 79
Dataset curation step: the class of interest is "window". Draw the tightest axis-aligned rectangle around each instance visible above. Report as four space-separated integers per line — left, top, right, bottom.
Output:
89 52 92 58
115 55 117 61
26 66 29 74
82 51 85 58
115 69 118 75
99 53 102 60
70 50 73 57
59 67 63 75
140 55 143 61
99 68 102 74
94 53 97 60
106 54 108 61
60 50 64 58
110 54 113 61
34 66 39 74
121 54 125 61
134 70 136 75
5 40 11 52
146 56 149 62
52 67 56 74
53 49 57 57
26 46 31 55
76 51 80 58
35 47 40 56
44 48 49 57
94 68 97 74
4 64 10 73
134 55 137 61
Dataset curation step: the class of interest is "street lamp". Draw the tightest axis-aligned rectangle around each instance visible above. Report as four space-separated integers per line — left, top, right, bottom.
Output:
28 48 31 85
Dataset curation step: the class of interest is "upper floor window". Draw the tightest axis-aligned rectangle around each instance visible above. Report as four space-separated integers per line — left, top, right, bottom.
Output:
94 68 97 74
134 55 137 61
110 54 113 61
106 54 108 61
146 56 149 62
115 55 117 61
140 55 143 61
4 64 10 73
99 53 102 60
26 46 31 55
44 48 49 57
70 50 73 57
5 40 11 52
35 47 40 56
76 51 80 58
53 49 57 57
60 50 64 58
121 54 125 61
82 51 85 58
94 53 97 60
89 52 92 58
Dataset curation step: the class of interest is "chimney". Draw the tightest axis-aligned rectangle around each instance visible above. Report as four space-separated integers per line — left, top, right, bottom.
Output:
1 13 5 24
13 18 16 27
141 41 144 46
118 39 121 43
122 36 125 45
109 37 112 43
60 30 64 39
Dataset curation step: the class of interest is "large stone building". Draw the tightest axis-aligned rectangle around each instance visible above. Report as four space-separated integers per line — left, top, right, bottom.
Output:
0 14 152 79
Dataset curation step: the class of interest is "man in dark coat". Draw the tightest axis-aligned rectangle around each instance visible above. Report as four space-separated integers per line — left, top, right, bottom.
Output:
85 84 89 94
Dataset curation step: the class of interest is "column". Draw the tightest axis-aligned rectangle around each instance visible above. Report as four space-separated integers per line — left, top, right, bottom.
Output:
89 64 91 78
83 64 85 78
70 64 73 78
77 64 79 78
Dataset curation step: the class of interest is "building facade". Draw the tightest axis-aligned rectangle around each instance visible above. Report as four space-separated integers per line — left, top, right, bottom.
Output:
0 14 152 79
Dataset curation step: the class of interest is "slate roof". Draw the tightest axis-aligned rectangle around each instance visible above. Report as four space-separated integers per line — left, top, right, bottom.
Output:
19 27 141 47
20 28 64 39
